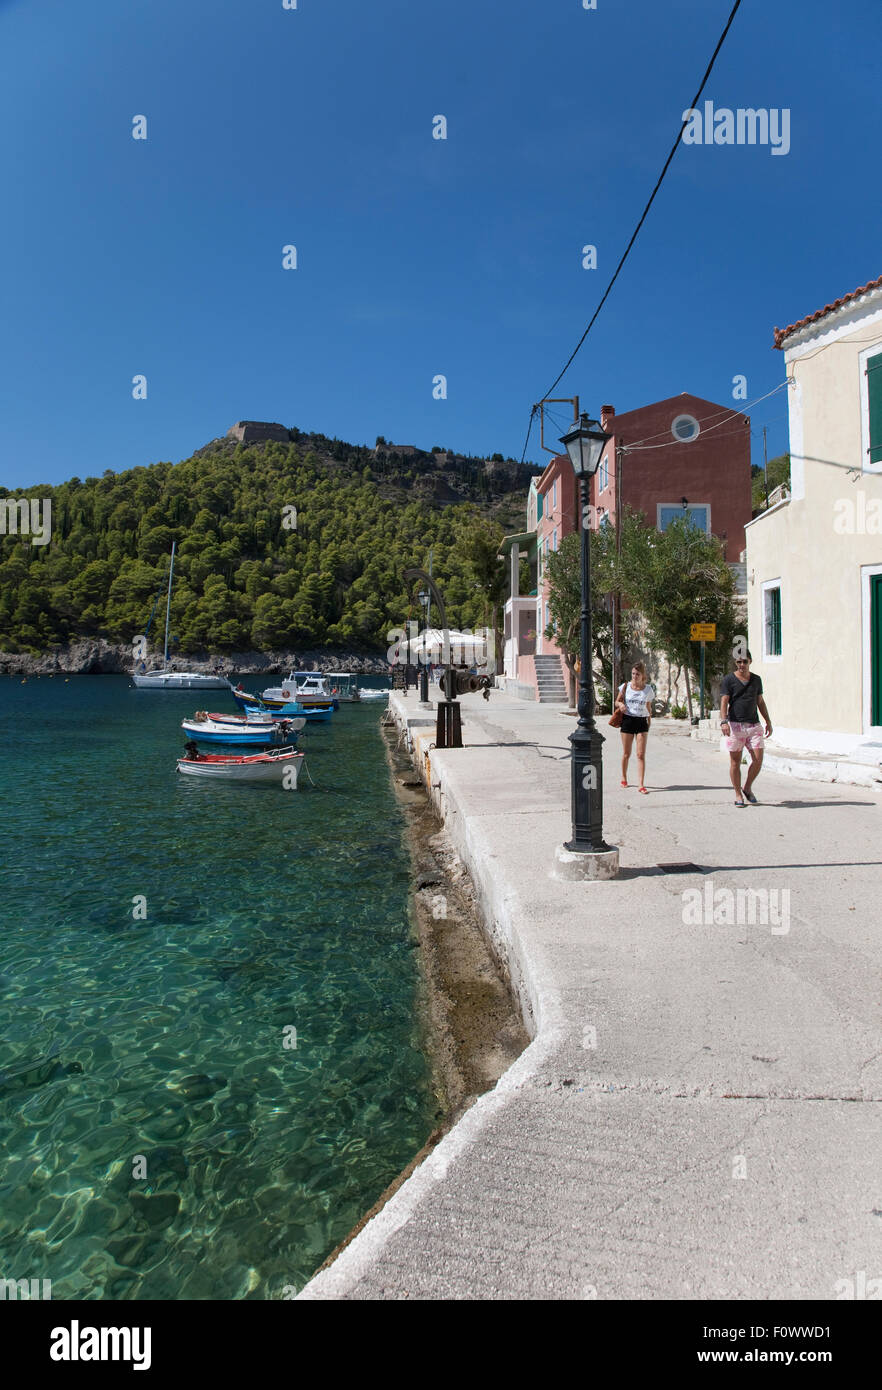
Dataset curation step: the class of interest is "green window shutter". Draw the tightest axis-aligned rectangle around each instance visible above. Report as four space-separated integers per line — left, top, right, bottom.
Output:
867 353 882 465
765 586 782 657
771 587 782 655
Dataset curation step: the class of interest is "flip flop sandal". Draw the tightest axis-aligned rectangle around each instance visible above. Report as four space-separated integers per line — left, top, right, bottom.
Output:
734 799 746 807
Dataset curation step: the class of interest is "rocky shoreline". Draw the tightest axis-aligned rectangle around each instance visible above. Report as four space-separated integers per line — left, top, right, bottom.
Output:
0 639 390 677
310 715 529 1278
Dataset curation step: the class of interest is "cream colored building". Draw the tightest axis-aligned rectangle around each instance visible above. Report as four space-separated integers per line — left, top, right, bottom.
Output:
745 276 882 756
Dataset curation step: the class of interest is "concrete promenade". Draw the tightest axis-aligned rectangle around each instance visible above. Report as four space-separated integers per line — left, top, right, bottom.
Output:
300 689 882 1300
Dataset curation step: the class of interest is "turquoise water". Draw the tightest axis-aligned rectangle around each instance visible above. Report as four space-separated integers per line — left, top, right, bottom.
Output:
0 676 438 1299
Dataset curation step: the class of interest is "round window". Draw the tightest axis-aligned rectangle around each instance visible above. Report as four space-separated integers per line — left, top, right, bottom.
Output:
671 414 700 442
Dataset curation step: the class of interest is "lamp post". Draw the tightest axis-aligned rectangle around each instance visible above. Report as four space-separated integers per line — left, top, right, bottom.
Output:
554 413 619 881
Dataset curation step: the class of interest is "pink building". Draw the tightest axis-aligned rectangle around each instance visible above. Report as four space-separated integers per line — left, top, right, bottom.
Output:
500 457 574 703
500 390 751 702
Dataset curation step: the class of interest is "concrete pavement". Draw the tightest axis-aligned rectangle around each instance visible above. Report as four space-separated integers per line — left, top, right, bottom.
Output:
299 689 882 1299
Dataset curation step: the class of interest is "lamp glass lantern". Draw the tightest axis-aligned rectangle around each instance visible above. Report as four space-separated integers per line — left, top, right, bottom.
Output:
560 414 610 480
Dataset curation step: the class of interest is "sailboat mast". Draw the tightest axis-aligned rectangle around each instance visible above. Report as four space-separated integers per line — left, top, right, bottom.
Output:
163 542 176 667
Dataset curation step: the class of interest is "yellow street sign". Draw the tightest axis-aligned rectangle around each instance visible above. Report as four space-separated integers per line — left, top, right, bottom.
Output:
690 623 716 641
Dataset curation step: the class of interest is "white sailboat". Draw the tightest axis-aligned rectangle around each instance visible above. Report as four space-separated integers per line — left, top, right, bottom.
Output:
132 542 231 690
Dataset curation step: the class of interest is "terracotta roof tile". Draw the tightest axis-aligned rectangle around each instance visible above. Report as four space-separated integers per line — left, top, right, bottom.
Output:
773 275 882 348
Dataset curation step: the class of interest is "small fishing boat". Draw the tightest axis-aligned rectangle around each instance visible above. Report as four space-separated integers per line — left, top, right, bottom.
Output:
327 672 361 702
260 672 338 710
177 745 305 785
231 689 333 722
133 543 231 690
181 714 305 746
201 710 276 727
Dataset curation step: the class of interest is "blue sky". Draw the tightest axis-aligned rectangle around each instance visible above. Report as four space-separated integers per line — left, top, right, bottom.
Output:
1 0 879 487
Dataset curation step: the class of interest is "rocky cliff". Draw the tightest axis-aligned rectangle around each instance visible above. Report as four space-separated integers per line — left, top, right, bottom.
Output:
0 640 390 677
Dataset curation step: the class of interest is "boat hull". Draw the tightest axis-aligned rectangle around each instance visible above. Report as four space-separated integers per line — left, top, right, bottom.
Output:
134 672 231 689
181 719 300 746
177 748 305 784
232 691 333 722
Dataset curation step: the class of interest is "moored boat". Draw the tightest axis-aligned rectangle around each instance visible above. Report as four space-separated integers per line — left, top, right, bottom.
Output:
135 670 231 689
327 672 361 702
261 672 338 710
200 710 276 727
231 688 333 722
176 745 305 784
132 542 230 689
181 714 304 746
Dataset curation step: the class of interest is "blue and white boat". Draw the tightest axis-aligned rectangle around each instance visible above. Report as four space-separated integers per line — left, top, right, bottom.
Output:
261 672 338 710
230 689 334 723
182 714 305 745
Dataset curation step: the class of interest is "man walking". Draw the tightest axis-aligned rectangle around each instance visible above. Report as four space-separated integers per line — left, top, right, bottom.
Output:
720 650 773 806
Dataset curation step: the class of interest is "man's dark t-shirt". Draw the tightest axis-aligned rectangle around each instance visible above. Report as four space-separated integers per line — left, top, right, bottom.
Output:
722 672 763 723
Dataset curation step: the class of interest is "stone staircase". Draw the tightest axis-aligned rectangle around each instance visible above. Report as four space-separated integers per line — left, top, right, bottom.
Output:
534 654 568 703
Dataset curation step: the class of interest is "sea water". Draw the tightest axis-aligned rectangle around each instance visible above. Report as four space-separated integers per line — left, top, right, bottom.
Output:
0 675 436 1299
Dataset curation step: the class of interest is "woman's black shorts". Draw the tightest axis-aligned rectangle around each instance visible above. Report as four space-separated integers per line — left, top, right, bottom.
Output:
621 714 649 734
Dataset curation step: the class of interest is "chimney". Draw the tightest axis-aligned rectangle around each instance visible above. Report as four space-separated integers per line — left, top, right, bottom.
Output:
601 404 615 430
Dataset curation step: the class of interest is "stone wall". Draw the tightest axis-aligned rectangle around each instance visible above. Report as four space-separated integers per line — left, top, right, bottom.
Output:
226 421 291 444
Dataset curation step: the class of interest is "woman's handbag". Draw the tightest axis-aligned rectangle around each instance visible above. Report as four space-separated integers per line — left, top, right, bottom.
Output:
609 684 625 728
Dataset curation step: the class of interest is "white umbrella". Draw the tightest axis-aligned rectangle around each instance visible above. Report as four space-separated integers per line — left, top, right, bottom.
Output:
400 627 492 665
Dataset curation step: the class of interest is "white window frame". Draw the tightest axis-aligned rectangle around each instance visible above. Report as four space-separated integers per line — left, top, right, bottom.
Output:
551 479 557 512
858 340 882 474
862 563 882 733
761 578 783 663
671 413 701 442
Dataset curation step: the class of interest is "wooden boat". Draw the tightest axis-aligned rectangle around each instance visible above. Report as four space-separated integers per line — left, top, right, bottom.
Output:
181 714 305 746
201 710 276 727
176 746 305 784
231 689 333 722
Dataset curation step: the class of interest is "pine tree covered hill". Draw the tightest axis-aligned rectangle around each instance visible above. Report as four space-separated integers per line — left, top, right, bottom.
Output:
0 431 534 656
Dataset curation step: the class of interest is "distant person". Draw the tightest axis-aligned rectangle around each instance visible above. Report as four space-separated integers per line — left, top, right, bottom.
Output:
721 650 772 806
615 662 654 794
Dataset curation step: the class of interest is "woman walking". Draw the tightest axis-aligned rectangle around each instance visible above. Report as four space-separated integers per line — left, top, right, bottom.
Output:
615 662 655 794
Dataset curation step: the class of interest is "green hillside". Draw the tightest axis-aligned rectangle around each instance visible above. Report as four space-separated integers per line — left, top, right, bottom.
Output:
0 431 532 655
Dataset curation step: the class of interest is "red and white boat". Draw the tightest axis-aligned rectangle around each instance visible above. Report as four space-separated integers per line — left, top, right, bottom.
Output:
176 745 305 785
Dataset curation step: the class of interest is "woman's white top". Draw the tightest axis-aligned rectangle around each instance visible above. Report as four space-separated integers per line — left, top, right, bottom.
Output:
620 681 654 717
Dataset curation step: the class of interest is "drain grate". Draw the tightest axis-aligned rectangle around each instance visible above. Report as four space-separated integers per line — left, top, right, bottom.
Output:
656 862 702 874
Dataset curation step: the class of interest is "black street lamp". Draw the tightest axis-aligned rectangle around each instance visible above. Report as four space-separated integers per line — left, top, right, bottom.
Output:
558 413 616 861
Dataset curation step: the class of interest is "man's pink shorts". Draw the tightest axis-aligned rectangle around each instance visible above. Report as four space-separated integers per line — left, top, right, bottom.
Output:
724 720 765 753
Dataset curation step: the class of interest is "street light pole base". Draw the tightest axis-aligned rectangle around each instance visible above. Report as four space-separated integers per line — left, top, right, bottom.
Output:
554 843 620 881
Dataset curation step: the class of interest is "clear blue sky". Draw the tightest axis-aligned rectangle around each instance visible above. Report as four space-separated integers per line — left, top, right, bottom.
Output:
1 0 879 487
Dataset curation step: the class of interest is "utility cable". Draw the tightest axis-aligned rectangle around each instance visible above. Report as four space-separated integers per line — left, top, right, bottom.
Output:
528 0 744 427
